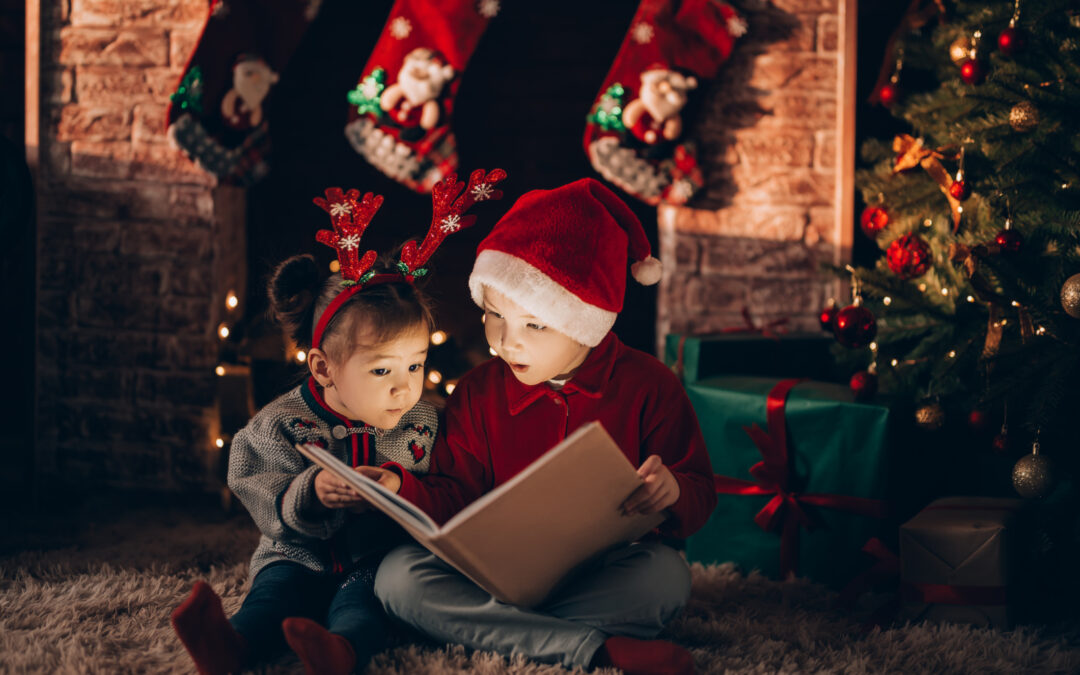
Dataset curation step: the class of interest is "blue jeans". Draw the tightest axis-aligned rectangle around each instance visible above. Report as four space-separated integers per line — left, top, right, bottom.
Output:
230 560 387 669
374 541 692 669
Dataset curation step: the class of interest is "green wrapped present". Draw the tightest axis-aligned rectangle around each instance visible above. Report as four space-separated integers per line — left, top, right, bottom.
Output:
686 376 892 589
664 332 838 384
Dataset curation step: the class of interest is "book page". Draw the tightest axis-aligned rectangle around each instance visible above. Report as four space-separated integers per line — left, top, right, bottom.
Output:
438 422 666 606
294 441 439 536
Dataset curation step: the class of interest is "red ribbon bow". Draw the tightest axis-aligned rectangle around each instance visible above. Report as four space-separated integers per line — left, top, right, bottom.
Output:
713 379 888 578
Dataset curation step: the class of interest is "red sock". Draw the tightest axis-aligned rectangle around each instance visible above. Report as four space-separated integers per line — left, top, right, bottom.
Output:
594 636 696 675
282 616 357 675
170 581 246 675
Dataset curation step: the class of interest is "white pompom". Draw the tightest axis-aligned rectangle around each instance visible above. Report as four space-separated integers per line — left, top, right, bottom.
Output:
631 255 662 285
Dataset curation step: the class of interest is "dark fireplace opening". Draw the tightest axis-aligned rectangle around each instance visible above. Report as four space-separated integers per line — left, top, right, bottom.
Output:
238 0 660 408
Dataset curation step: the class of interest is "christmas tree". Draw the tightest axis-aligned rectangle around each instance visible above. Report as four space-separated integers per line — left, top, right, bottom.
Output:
838 0 1080 500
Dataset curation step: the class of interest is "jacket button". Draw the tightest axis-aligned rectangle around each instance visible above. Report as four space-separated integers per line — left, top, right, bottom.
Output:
552 397 563 405
332 425 348 440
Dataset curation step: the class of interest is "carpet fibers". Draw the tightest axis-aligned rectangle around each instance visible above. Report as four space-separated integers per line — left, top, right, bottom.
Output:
0 504 1077 674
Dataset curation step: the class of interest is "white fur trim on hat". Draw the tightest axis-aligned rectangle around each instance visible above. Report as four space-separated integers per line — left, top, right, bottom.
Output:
469 249 616 347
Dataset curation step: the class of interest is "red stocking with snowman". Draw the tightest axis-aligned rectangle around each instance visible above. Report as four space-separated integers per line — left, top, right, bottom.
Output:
583 0 744 206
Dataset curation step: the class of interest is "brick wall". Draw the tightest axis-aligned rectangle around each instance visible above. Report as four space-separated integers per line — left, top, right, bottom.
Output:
658 0 847 342
36 0 243 493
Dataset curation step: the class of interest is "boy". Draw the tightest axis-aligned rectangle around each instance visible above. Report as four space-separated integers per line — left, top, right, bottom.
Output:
371 178 715 675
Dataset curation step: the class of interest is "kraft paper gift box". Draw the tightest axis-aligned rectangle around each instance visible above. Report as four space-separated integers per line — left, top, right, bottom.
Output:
683 376 893 589
899 496 1022 629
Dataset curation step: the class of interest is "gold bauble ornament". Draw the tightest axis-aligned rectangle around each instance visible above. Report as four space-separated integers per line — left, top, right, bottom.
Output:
329 260 341 273
1012 444 1056 499
915 402 945 430
949 37 972 65
1009 101 1039 132
1062 273 1080 318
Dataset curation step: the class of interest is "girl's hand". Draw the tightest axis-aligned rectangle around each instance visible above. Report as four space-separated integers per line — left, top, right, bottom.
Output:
354 466 402 494
314 469 366 510
621 455 680 516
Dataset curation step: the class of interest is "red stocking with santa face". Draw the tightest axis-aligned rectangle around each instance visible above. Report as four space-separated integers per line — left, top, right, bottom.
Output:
167 0 319 185
583 0 744 206
344 0 497 193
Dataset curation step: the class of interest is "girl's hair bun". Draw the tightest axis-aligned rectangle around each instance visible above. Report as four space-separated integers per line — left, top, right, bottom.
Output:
267 254 322 347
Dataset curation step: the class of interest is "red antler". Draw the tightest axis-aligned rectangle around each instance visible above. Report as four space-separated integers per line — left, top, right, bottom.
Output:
313 188 383 283
399 168 507 274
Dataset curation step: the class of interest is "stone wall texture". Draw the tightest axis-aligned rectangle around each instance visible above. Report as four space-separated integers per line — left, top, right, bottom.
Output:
658 0 845 343
36 0 241 492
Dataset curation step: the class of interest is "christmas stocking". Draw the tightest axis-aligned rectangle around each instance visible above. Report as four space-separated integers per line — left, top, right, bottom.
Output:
583 0 744 206
167 0 320 186
344 0 497 193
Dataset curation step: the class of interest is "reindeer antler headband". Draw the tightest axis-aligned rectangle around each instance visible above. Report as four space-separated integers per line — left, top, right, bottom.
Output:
310 168 507 349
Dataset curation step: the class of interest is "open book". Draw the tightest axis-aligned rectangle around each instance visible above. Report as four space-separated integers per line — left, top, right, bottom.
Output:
295 421 665 607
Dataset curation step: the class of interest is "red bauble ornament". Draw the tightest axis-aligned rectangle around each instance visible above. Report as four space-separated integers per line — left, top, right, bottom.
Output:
960 59 985 84
860 205 890 238
949 179 971 200
998 26 1025 56
968 409 992 432
819 301 838 332
833 305 877 348
879 82 900 107
849 370 878 401
992 432 1010 454
995 229 1023 253
886 233 932 280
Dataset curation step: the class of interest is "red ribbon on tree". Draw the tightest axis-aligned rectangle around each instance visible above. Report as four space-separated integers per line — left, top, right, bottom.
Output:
713 379 888 578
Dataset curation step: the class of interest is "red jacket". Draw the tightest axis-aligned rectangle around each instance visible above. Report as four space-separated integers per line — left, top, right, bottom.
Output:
394 332 716 539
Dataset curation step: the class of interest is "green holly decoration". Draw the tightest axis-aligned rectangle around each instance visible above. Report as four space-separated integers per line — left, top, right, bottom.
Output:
347 68 387 117
357 270 376 285
411 268 428 278
587 83 627 133
170 66 204 116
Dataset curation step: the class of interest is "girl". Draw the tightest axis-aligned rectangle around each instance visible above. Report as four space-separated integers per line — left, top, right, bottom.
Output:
171 172 506 675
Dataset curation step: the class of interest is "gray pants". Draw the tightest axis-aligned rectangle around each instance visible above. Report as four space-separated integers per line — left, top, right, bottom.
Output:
374 541 692 669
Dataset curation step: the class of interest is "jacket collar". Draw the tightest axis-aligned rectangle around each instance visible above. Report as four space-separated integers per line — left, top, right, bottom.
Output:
504 332 619 416
302 377 365 428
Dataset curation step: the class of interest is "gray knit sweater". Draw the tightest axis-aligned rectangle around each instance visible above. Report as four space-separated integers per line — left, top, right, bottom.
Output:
227 379 438 579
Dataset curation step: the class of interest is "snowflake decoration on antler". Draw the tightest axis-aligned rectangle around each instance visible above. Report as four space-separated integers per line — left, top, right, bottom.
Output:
397 168 507 278
313 188 383 285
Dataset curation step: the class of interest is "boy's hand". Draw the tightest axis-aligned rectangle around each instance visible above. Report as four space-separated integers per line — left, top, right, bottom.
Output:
354 466 402 494
621 455 680 516
314 469 366 509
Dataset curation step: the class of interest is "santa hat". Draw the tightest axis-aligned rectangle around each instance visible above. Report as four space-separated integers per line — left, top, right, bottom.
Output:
469 178 662 347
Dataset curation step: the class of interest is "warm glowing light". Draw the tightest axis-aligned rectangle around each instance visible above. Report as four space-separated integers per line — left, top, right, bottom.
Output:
957 206 964 214
296 350 307 363
489 347 498 356
215 365 226 376
918 283 927 292
215 438 225 448
1000 319 1008 326
445 382 456 395
869 342 878 351
226 292 239 310
1036 326 1046 335
890 359 899 367
948 350 957 358
430 330 447 345
428 370 443 384
1010 300 1020 307
883 297 892 306
941 288 949 296
218 324 230 339
967 295 975 303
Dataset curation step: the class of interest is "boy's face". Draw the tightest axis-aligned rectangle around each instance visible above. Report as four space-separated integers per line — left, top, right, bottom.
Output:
482 288 591 387
315 324 429 429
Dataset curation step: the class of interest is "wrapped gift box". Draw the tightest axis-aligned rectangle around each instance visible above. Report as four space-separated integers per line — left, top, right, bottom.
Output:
664 332 838 384
684 376 894 589
899 497 1021 629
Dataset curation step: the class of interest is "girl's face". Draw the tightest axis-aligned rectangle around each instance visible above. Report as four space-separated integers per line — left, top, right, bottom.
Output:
482 287 591 387
315 323 429 429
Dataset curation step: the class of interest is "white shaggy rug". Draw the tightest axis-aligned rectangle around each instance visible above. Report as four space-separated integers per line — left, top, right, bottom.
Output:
1 502 1077 674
